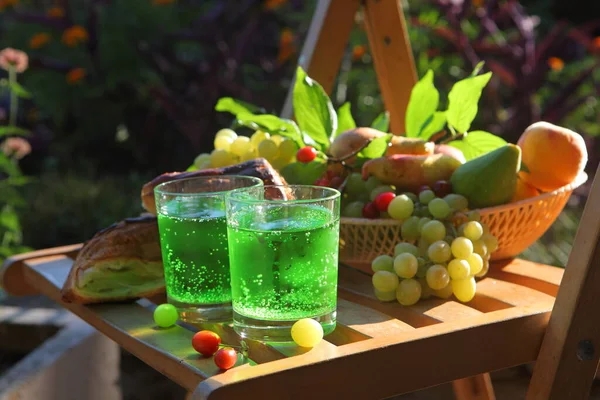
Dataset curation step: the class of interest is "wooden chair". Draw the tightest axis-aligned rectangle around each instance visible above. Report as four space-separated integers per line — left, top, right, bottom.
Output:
2 1 600 399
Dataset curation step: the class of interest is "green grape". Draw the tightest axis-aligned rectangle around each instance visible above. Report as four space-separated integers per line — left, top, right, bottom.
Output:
345 173 366 194
417 238 430 257
419 278 435 299
401 192 418 203
428 198 451 219
418 190 435 205
210 149 233 167
452 277 477 302
413 205 430 217
370 185 395 201
365 176 382 192
271 135 284 145
394 243 419 257
457 223 466 236
374 288 397 302
466 253 483 276
444 235 454 245
291 318 323 347
418 217 431 231
475 259 490 278
472 240 488 258
468 210 481 222
153 303 178 328
448 259 471 280
278 139 297 159
393 253 418 278
371 255 394 273
194 153 211 168
482 233 499 253
444 193 469 212
401 216 421 241
230 136 251 156
416 260 429 279
214 135 234 151
258 139 279 159
250 131 270 147
215 128 237 140
420 220 446 243
434 283 454 299
463 221 483 241
342 201 365 218
372 271 399 292
240 148 258 162
396 279 422 306
270 155 289 169
427 241 452 263
451 237 474 259
426 264 450 290
388 195 414 220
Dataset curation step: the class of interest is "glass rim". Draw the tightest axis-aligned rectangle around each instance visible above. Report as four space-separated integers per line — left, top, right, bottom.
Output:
154 175 263 197
227 184 341 205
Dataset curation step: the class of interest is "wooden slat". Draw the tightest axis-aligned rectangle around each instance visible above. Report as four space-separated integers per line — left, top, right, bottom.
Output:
363 0 417 133
336 298 414 338
453 374 496 400
475 278 555 309
527 166 600 400
280 0 361 118
487 259 563 297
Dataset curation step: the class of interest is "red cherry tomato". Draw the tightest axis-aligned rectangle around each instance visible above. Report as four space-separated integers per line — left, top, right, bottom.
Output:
314 177 329 187
417 185 431 195
374 192 396 212
214 347 238 370
362 202 379 219
296 146 317 163
432 180 453 198
192 330 221 356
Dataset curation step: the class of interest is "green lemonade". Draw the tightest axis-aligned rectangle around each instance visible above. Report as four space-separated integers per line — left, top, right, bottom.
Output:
228 204 339 321
157 204 230 306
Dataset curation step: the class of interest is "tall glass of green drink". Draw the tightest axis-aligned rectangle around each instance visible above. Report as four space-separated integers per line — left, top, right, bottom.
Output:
154 176 263 323
226 185 341 342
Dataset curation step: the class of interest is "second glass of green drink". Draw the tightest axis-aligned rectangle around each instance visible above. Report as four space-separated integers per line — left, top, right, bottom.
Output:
226 185 341 342
154 175 263 323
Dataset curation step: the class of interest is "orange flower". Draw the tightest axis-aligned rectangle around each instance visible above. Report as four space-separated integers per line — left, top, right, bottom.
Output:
0 48 28 73
2 137 31 160
66 68 86 84
280 28 294 47
547 57 564 71
264 0 286 10
62 26 89 47
352 45 366 61
472 0 484 7
152 0 175 4
29 33 51 49
593 36 600 49
278 28 296 64
47 6 65 18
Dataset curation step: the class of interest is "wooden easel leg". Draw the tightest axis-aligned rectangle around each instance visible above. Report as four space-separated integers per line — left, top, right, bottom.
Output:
280 0 361 119
452 373 496 400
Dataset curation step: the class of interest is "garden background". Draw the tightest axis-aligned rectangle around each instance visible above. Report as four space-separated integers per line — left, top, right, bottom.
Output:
0 0 599 267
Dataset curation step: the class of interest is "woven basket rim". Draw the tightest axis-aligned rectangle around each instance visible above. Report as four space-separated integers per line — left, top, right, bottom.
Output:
341 172 588 226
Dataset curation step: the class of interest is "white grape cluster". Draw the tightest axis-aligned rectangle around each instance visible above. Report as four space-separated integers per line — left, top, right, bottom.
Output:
194 129 298 170
370 194 498 306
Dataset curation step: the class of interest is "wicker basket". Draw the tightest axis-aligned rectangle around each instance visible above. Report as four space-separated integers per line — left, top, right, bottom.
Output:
339 173 588 264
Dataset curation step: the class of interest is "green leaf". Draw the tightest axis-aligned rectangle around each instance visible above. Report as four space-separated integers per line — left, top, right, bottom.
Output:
371 111 390 132
280 160 327 185
0 206 20 232
418 111 446 140
215 97 262 117
446 72 492 133
293 67 336 150
234 113 305 149
9 81 32 99
447 130 507 160
471 61 485 77
405 70 439 138
334 102 356 138
358 134 393 159
0 154 20 176
187 164 199 172
0 126 29 137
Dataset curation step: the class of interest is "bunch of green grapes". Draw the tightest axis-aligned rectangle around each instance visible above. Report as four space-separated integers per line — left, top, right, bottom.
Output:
193 129 298 170
370 211 499 306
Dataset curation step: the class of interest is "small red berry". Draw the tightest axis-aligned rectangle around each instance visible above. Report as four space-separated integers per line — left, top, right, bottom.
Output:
417 185 431 195
432 180 452 198
192 330 221 356
374 192 396 212
362 202 379 219
296 146 317 163
314 177 329 187
214 347 238 370
330 176 344 188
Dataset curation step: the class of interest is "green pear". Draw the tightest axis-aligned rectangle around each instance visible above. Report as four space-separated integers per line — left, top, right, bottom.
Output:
450 144 521 209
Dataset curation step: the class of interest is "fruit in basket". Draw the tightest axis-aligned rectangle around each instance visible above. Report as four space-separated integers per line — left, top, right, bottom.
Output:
517 121 587 192
511 178 540 202
450 144 521 208
362 153 462 191
434 144 466 163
